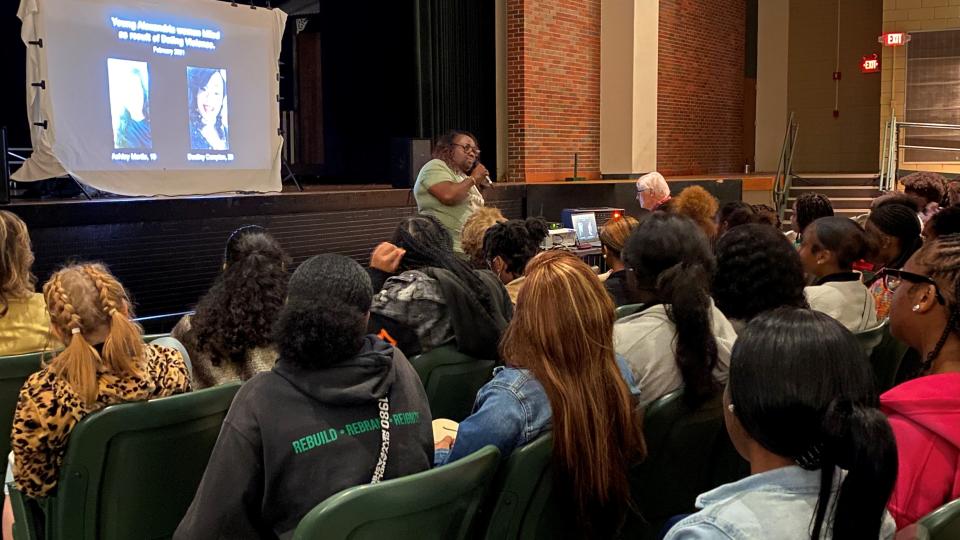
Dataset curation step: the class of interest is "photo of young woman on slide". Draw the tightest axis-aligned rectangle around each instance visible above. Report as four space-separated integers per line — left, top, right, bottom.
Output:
187 67 229 151
107 58 152 149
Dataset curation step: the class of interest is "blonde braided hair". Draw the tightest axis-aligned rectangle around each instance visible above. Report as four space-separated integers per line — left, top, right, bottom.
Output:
42 264 145 406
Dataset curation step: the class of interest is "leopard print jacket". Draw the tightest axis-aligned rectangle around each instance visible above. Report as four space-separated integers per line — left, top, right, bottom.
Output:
12 343 191 498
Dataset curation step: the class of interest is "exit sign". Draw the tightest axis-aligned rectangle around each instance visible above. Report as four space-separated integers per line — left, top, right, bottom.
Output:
861 54 880 73
879 32 910 47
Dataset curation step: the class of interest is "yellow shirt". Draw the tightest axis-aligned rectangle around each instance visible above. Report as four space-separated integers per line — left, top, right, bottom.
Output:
0 293 56 356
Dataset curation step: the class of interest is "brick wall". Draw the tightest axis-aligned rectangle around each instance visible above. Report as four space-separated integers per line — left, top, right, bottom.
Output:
658 0 746 175
506 0 601 182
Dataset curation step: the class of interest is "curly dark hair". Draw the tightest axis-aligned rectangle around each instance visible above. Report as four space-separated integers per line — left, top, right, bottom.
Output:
945 181 960 207
751 204 781 229
902 171 947 206
274 254 373 368
623 213 719 406
189 228 290 367
481 218 549 275
925 206 960 240
793 193 834 236
432 130 478 170
717 201 756 236
393 214 495 314
713 224 808 322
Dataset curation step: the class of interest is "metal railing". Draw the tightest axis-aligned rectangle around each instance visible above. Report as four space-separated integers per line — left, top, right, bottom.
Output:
774 112 799 221
880 118 960 192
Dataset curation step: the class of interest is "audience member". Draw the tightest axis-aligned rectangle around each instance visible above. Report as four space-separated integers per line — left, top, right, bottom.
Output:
799 217 878 331
413 130 492 253
751 203 781 230
368 215 512 358
615 213 737 407
923 205 960 241
636 172 671 211
715 201 756 238
944 180 960 208
599 214 643 306
461 207 507 268
12 263 190 498
436 251 643 538
172 226 289 388
481 218 548 304
671 186 719 241
790 193 834 246
882 235 960 528
903 171 947 224
666 308 897 539
0 211 56 356
713 224 808 331
176 255 432 539
864 199 923 319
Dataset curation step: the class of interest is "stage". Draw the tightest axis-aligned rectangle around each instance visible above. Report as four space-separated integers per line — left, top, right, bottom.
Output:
6 176 749 328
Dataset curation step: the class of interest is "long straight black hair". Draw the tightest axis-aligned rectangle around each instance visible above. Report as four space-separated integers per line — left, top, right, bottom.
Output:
622 212 719 406
729 308 897 539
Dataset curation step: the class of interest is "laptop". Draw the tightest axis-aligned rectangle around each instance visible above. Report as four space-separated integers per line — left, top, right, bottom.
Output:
571 212 601 248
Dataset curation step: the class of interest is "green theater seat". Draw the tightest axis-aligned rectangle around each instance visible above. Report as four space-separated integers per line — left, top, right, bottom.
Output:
915 498 960 540
10 382 240 540
410 346 495 422
291 445 500 540
0 352 45 462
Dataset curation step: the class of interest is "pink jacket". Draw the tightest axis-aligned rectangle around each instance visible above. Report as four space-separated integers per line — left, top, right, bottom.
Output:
881 372 960 529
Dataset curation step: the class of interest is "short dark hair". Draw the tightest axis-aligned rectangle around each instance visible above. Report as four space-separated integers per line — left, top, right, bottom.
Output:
432 129 478 165
902 171 947 206
482 218 549 275
926 206 960 240
717 201 756 233
807 216 874 270
274 254 373 368
623 213 719 406
713 224 808 321
794 193 834 235
730 308 897 539
751 204 781 229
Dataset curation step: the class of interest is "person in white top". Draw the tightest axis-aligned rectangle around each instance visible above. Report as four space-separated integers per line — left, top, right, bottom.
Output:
613 213 738 408
799 216 878 332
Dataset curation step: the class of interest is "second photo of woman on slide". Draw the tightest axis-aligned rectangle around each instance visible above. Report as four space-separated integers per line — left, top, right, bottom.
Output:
187 67 229 151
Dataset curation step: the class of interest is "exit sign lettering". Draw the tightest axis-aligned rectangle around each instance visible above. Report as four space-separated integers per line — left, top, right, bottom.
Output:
861 54 880 73
879 32 910 47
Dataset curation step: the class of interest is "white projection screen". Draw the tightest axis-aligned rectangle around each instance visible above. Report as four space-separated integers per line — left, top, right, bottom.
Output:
15 0 286 196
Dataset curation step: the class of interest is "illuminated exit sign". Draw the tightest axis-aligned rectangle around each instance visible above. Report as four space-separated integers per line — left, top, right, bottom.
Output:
879 32 910 47
861 54 880 73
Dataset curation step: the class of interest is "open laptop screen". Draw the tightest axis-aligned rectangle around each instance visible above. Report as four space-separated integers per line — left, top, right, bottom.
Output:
571 212 599 243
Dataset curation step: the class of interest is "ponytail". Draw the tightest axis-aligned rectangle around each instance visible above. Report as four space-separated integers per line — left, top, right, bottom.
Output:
659 261 719 406
811 400 897 539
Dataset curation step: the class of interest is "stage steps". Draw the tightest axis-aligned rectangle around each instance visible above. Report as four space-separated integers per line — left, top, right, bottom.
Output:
784 173 881 222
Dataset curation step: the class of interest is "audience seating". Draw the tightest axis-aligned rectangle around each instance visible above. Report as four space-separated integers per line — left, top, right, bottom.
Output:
916 498 960 540
864 321 910 393
0 352 44 461
291 445 500 540
9 382 240 540
630 389 749 540
481 434 566 540
615 304 645 320
410 346 494 422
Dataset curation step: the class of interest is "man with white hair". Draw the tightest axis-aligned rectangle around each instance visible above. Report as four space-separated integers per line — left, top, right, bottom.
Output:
635 172 671 210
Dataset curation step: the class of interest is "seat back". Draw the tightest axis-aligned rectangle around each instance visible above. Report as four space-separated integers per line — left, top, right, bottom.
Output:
615 303 645 320
918 497 960 540
410 346 494 422
0 352 44 459
866 321 910 393
292 445 500 540
629 390 749 540
24 382 240 540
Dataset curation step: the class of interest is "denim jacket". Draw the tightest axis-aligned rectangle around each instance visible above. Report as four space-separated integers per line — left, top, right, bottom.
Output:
435 356 639 466
664 466 897 540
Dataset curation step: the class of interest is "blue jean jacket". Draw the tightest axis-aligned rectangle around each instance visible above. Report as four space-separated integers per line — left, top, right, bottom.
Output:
436 355 639 466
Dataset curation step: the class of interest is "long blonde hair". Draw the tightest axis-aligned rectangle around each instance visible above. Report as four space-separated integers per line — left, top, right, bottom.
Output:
0 211 37 317
501 251 644 532
42 264 145 406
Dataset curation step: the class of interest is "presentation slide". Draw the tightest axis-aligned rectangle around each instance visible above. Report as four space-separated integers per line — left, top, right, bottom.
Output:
15 0 286 195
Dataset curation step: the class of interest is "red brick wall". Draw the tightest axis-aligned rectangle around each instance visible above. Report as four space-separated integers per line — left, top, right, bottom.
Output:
658 0 746 175
507 0 601 182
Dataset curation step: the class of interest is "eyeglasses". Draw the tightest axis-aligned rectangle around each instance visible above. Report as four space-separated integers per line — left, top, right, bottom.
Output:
882 268 946 304
452 143 480 155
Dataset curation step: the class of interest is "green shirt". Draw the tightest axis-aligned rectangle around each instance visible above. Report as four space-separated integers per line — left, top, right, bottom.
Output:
413 159 485 252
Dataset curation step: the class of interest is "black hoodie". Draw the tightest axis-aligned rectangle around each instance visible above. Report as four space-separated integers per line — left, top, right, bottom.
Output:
174 336 433 539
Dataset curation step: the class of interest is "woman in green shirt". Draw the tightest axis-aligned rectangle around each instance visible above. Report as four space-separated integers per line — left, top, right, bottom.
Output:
413 130 492 253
